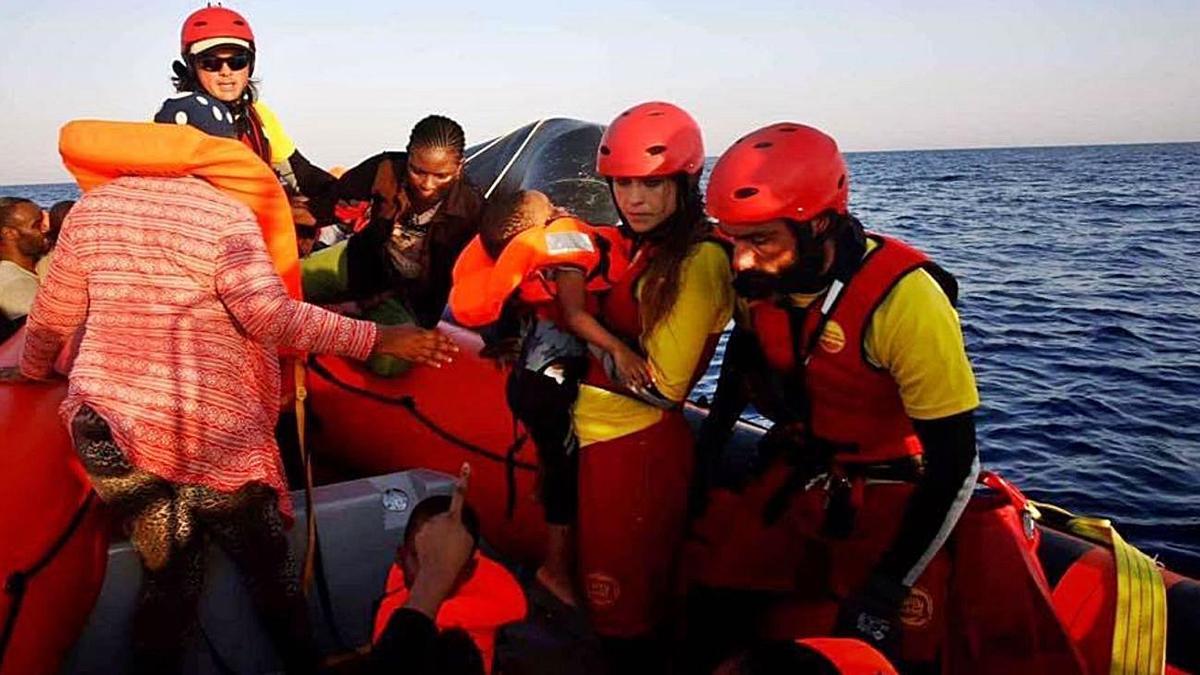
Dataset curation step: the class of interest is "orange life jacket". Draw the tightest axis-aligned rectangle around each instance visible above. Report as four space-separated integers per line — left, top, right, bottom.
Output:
796 638 899 674
746 235 949 464
371 555 527 673
58 120 302 299
449 216 629 327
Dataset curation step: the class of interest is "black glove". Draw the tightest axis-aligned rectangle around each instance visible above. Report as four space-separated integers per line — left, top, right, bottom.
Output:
834 574 909 659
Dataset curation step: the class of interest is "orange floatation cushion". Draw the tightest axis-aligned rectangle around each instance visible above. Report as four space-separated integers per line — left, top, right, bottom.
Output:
58 120 302 299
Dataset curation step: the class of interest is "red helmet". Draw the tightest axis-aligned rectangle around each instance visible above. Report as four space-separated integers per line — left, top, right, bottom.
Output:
180 5 256 56
706 123 849 228
596 102 704 178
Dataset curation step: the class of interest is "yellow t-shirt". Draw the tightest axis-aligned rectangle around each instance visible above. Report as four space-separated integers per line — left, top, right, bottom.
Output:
738 238 979 421
574 241 734 445
252 101 297 165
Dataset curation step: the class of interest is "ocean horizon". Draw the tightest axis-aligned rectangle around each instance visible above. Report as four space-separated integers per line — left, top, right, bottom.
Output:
4 140 1198 577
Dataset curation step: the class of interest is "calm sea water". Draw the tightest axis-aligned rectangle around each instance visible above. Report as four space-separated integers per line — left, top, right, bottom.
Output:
5 142 1198 576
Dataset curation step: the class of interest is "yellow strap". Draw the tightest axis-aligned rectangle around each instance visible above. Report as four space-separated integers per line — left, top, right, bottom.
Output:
1031 501 1167 675
294 357 316 594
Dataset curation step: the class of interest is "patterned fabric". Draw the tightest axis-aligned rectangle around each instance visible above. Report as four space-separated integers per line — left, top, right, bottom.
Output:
71 404 313 674
21 176 377 517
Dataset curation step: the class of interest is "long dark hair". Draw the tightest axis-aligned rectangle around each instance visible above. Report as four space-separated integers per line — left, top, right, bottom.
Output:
626 174 711 334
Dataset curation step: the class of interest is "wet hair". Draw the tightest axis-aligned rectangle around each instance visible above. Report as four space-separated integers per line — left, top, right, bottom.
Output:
479 190 553 259
408 115 466 159
721 640 839 675
403 494 482 550
622 174 710 334
0 197 38 232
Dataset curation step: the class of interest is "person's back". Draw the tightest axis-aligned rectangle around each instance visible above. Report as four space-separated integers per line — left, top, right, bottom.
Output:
23 173 369 500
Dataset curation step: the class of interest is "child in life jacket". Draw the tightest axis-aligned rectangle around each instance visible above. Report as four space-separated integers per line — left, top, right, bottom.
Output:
449 190 648 606
372 493 526 674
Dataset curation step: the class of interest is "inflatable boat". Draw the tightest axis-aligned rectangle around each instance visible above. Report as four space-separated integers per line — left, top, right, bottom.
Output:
1 119 1196 674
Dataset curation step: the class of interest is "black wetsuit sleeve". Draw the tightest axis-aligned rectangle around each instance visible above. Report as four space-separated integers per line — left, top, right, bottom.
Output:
287 149 336 202
308 152 386 224
369 608 439 674
696 324 757 456
873 410 980 587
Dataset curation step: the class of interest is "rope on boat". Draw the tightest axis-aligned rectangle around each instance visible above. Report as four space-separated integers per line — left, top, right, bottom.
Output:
306 355 534 471
484 119 546 200
0 491 97 669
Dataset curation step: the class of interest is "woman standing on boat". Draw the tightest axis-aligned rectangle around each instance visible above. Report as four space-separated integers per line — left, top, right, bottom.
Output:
572 102 733 672
16 95 457 675
174 5 335 200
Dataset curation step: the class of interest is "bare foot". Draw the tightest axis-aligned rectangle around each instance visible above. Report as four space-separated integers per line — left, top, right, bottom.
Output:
535 566 579 607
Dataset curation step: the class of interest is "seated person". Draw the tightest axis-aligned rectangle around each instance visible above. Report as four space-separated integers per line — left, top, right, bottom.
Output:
373 479 526 674
36 200 74 281
302 115 484 375
0 197 47 339
449 190 645 606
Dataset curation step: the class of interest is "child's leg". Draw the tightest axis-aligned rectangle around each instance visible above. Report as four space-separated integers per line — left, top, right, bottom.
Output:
506 362 580 527
507 321 587 605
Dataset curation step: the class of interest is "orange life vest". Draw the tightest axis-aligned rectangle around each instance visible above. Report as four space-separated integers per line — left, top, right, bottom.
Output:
796 638 899 674
449 216 629 327
746 235 948 464
371 555 527 673
58 120 302 299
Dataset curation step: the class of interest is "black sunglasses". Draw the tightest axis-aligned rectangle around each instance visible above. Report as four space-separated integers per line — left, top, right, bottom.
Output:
195 53 252 73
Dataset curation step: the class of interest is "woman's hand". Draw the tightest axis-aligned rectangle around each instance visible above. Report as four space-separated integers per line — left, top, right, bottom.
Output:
374 325 458 367
612 345 654 389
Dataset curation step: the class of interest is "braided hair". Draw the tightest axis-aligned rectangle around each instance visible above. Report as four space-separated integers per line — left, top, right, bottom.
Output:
407 115 466 159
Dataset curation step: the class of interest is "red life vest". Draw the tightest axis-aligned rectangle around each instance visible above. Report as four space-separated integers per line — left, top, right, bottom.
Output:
371 554 527 673
597 241 651 342
747 235 948 464
449 217 629 327
584 239 726 400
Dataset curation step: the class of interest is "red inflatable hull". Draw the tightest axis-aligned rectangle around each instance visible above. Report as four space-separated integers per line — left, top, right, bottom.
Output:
305 324 548 563
5 322 1198 673
0 332 110 675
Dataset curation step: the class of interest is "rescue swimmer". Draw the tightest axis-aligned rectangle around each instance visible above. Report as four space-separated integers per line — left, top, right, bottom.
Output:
688 122 981 672
574 102 735 673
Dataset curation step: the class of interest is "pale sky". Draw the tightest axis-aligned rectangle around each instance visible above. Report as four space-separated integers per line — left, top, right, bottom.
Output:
1 0 1197 184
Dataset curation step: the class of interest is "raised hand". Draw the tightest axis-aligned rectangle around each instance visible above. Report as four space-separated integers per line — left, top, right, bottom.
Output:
406 463 476 618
